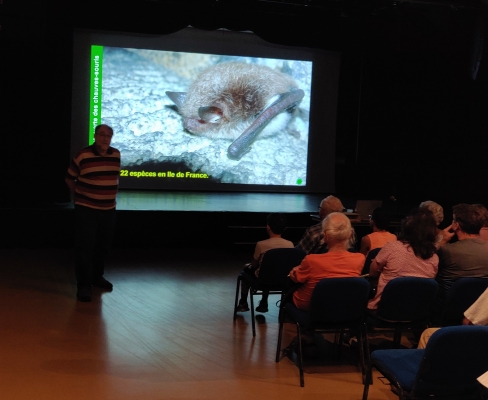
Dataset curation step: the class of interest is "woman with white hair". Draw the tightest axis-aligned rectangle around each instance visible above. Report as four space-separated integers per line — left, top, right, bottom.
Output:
289 212 365 310
420 200 444 247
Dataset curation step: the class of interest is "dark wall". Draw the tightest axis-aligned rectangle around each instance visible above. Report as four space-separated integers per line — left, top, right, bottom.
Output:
334 7 488 212
1 0 488 213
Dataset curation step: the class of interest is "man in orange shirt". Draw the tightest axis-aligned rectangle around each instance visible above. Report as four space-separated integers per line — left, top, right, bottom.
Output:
290 212 365 310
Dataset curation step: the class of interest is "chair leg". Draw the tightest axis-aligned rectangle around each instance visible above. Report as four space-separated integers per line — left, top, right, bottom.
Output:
250 291 256 337
358 323 372 384
276 319 284 362
362 361 372 400
277 293 285 324
335 331 343 360
393 330 402 348
276 294 286 362
296 322 305 387
363 323 372 385
233 275 242 321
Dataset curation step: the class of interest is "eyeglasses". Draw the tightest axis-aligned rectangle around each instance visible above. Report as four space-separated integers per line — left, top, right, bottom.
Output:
96 133 113 138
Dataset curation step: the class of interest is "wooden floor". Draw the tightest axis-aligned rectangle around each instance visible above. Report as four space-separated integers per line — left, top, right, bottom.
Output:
0 247 398 400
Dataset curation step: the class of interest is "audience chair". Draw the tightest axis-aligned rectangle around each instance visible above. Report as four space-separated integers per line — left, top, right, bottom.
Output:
440 278 488 326
369 277 438 347
362 247 381 276
276 277 371 387
233 248 306 336
362 326 488 400
362 247 382 300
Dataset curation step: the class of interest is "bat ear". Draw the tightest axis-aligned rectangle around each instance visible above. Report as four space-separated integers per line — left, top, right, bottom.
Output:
166 91 187 109
198 106 223 123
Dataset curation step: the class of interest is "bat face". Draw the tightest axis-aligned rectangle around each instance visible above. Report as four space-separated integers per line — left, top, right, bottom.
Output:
167 62 304 159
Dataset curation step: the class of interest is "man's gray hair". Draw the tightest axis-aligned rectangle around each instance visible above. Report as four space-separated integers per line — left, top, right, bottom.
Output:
321 195 344 215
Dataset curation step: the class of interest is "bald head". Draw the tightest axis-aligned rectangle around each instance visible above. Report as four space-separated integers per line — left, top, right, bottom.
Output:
319 195 344 220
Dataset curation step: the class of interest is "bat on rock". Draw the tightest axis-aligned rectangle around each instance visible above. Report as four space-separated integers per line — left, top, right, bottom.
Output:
166 62 304 160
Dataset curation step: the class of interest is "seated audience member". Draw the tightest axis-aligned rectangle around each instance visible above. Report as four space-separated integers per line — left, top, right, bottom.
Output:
436 204 488 296
419 200 445 248
368 208 439 310
360 208 397 256
473 204 488 242
295 195 344 255
289 212 365 311
418 287 488 348
237 213 294 313
431 204 488 323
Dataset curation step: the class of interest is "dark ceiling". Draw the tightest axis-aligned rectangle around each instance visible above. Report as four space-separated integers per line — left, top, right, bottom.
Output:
2 0 487 53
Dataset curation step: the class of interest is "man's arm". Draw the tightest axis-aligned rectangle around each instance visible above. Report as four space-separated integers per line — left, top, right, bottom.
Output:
65 177 76 192
369 259 383 278
289 257 309 283
463 288 488 326
360 235 371 256
437 224 455 247
249 241 263 269
368 245 389 278
65 154 80 193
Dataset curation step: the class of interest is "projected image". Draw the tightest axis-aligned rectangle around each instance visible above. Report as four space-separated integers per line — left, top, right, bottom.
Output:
94 46 312 189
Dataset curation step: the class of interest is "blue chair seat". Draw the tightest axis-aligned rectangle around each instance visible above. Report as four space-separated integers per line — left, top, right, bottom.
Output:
371 349 424 392
363 326 488 400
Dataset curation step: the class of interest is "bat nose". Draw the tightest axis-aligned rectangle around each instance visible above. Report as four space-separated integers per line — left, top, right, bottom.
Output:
184 118 207 133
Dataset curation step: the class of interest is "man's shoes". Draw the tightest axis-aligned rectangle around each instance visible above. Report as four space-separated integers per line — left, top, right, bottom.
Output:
92 277 113 290
77 285 92 302
255 301 268 313
237 300 250 312
343 333 359 347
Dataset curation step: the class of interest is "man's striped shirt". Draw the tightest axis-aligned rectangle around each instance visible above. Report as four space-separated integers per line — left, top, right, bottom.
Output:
66 145 120 210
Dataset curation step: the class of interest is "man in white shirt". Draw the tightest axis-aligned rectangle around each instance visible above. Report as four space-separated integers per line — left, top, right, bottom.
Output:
418 287 488 348
237 213 294 313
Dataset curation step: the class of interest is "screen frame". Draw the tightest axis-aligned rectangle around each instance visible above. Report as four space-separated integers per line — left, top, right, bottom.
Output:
71 27 340 193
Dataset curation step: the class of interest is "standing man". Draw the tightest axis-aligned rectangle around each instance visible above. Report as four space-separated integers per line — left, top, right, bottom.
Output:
295 195 344 254
66 124 121 302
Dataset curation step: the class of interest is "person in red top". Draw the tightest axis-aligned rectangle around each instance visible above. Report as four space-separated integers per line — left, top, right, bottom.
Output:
289 212 365 310
360 208 397 257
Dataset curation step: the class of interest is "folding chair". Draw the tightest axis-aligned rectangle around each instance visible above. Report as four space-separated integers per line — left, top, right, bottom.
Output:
440 278 488 326
369 277 438 347
363 326 488 400
276 277 371 387
233 247 305 336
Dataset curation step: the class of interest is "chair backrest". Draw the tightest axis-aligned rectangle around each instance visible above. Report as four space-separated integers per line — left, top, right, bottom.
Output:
362 247 381 275
257 248 306 286
442 278 488 326
376 277 438 322
307 277 370 328
413 326 488 396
